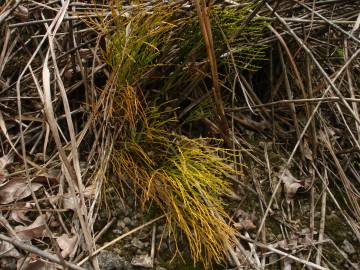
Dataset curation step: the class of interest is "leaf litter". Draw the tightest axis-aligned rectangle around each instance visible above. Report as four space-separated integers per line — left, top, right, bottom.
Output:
0 0 360 269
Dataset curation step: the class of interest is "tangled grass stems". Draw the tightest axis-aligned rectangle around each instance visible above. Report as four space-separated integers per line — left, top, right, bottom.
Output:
112 125 241 266
101 0 268 266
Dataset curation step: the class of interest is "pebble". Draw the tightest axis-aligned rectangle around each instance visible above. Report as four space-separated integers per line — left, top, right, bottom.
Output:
117 221 126 228
113 229 122 234
131 238 145 249
123 217 132 225
134 213 142 220
89 251 133 270
131 254 153 268
131 220 138 227
136 249 148 255
342 239 356 254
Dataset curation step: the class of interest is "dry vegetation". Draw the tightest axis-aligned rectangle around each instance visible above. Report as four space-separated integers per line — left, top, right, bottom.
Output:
0 0 360 269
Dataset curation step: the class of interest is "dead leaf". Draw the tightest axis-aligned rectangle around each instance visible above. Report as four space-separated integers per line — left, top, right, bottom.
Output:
62 193 79 211
10 210 32 226
9 203 34 225
284 182 303 202
13 5 29 20
15 214 47 240
352 12 360 33
84 184 96 198
0 241 21 258
35 171 59 185
278 168 304 203
303 139 313 161
0 153 13 184
233 219 256 231
273 233 312 251
0 178 42 204
56 234 78 258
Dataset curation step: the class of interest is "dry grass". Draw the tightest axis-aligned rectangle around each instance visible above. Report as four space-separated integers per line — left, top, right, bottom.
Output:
0 0 360 269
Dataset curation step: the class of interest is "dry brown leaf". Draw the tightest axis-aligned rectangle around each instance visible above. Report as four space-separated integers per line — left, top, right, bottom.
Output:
35 168 60 186
303 139 313 161
0 241 21 258
56 234 78 258
13 5 29 20
284 182 303 203
233 219 256 231
0 153 13 184
10 210 32 226
278 168 304 203
83 183 96 198
15 214 47 240
273 234 312 251
9 202 34 225
0 178 42 204
62 193 79 211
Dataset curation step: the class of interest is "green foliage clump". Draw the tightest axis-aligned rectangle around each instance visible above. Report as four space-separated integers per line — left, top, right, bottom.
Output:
111 102 240 266
102 0 268 267
106 1 268 94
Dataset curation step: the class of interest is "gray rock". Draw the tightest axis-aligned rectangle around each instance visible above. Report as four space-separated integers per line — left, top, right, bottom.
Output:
130 220 138 227
136 249 148 255
95 250 133 270
131 238 145 249
113 229 122 234
123 217 132 225
131 254 153 268
117 221 126 228
342 239 356 255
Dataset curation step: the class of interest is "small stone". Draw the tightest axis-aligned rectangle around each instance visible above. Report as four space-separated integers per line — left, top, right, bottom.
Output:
96 251 129 270
117 221 126 228
156 267 167 270
113 229 122 234
131 238 144 249
123 217 132 225
134 213 142 220
136 249 147 255
131 254 153 268
123 227 130 233
342 239 356 254
131 220 138 227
